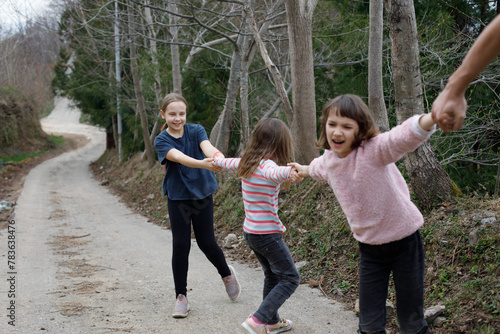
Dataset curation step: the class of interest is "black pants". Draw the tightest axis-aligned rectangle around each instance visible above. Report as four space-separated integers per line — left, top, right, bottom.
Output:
168 195 230 297
358 230 429 334
244 232 300 324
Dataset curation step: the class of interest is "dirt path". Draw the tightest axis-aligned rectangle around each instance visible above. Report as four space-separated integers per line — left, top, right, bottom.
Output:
1 97 358 333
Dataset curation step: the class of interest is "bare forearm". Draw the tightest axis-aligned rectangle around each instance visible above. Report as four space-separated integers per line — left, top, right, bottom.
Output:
448 15 500 92
167 149 204 168
200 140 224 158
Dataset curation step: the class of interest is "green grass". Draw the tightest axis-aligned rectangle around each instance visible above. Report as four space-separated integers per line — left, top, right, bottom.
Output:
0 135 65 163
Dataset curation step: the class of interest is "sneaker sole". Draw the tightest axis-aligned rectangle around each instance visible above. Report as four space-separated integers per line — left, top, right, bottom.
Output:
241 321 260 334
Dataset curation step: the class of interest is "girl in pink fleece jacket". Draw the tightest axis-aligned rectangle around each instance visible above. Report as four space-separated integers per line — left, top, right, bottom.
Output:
290 94 439 334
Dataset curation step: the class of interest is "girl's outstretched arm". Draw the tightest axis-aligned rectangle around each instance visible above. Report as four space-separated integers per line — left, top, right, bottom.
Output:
213 157 240 172
200 140 225 159
166 148 220 172
261 161 293 184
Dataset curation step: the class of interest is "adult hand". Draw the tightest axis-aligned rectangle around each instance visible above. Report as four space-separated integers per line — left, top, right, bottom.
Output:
431 87 466 132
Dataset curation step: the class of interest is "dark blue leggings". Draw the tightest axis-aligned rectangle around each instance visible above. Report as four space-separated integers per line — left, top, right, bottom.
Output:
168 195 230 297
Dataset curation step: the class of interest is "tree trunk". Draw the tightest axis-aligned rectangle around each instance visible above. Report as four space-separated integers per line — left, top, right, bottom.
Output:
210 1 285 154
385 0 452 209
239 6 252 152
127 1 155 165
284 0 319 164
210 35 243 154
169 1 182 93
369 0 389 132
248 6 293 125
495 151 500 196
144 0 162 148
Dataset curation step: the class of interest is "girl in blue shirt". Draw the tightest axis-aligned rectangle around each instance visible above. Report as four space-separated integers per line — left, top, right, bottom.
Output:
154 93 240 318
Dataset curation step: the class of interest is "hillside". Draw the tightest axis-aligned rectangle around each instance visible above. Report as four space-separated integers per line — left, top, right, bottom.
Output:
91 150 499 334
0 87 62 228
0 87 51 156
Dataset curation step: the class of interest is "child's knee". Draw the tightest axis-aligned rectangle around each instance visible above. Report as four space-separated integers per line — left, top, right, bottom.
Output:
289 270 300 288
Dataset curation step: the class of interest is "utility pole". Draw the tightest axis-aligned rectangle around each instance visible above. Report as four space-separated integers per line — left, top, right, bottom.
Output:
114 0 123 162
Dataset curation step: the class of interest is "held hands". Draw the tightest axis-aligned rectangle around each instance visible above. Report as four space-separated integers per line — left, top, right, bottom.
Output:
289 169 303 184
288 162 310 181
202 158 223 172
431 86 467 132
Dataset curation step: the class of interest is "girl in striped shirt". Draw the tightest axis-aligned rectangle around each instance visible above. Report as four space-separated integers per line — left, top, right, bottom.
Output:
214 118 301 334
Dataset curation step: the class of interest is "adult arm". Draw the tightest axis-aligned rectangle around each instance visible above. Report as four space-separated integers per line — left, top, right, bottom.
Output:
432 15 500 132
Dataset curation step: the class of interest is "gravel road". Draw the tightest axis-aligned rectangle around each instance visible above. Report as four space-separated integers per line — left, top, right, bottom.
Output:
1 97 358 333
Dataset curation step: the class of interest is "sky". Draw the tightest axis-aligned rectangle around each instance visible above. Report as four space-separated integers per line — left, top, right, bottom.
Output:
0 0 53 31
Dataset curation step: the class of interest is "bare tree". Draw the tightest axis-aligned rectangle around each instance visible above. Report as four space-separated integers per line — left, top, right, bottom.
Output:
384 0 452 208
0 17 60 110
368 0 389 131
247 3 293 125
143 0 163 146
127 0 155 165
284 0 319 164
168 0 182 93
211 30 243 154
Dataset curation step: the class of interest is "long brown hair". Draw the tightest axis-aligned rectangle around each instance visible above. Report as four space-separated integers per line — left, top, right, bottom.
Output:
317 94 379 150
238 118 294 190
160 93 188 132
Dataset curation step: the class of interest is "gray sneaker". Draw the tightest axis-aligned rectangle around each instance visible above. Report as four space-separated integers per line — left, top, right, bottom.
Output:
222 265 240 301
172 294 189 318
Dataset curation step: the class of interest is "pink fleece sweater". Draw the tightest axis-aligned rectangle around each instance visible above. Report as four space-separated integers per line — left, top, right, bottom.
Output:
309 115 435 245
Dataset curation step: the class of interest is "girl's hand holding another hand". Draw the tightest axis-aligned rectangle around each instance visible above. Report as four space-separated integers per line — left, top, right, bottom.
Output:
203 158 223 172
288 162 309 178
290 169 303 184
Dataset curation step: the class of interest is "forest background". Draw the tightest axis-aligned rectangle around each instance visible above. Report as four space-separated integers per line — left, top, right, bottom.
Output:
0 0 499 333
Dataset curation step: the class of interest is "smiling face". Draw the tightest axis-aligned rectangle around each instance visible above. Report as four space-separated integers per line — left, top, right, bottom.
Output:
160 100 187 137
325 109 359 158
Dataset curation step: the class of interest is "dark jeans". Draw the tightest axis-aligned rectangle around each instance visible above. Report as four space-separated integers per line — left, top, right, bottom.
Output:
168 195 230 297
358 230 429 334
244 232 300 324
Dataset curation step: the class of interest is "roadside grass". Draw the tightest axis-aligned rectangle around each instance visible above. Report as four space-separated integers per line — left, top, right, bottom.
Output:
0 135 65 163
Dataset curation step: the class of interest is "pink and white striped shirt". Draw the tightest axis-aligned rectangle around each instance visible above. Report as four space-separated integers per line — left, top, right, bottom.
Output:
214 158 292 234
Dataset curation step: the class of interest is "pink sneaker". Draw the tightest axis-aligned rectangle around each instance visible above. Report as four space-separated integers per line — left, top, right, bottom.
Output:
242 315 268 334
241 315 293 334
222 265 240 301
171 294 189 318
